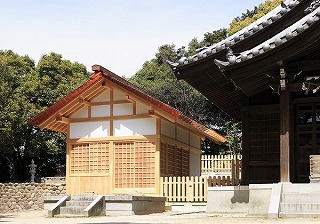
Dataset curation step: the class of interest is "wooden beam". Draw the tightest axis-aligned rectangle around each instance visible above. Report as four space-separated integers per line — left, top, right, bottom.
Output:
69 113 151 123
125 95 135 103
101 81 113 89
56 113 70 124
148 109 175 123
286 60 320 73
79 96 91 106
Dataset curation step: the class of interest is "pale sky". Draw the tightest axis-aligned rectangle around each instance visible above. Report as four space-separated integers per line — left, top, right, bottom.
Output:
0 0 264 77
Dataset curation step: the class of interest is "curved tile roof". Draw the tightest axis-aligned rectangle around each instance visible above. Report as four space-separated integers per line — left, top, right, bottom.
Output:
214 5 320 68
168 0 302 68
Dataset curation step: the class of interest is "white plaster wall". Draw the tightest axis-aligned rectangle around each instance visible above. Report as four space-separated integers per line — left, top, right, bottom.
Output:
70 121 110 139
113 88 126 101
177 127 189 144
91 90 110 102
136 101 149 114
113 103 133 116
91 105 110 117
70 106 88 118
189 150 200 176
114 118 156 136
190 133 201 149
160 120 175 138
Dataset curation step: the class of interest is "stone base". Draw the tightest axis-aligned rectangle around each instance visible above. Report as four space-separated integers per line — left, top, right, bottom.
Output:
105 195 166 216
206 186 249 214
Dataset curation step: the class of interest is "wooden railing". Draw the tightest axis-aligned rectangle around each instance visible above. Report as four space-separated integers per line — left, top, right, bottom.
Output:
201 154 242 174
161 173 241 202
160 176 208 202
160 155 242 203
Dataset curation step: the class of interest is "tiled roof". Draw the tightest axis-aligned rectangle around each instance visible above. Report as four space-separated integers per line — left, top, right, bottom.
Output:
168 0 301 68
214 5 320 68
29 65 227 144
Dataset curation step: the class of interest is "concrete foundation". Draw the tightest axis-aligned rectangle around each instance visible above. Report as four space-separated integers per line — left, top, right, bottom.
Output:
105 195 166 216
248 184 273 216
206 186 249 214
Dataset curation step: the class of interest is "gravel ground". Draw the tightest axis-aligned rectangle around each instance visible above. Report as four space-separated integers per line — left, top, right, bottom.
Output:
1 210 320 224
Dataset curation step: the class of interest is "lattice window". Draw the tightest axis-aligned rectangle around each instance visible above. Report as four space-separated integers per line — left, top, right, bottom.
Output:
70 143 109 174
114 141 155 188
160 141 190 177
249 113 280 161
181 148 189 176
176 147 182 175
160 142 167 175
167 144 176 176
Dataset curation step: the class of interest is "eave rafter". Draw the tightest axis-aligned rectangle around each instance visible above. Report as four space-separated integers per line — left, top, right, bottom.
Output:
125 95 136 103
79 96 91 106
56 112 70 124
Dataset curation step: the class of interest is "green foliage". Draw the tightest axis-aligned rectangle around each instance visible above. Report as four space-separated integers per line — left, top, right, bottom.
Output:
130 44 232 154
228 0 282 35
0 51 89 181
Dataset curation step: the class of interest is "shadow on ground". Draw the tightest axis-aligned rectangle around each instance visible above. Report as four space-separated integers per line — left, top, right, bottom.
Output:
0 214 14 222
76 223 171 224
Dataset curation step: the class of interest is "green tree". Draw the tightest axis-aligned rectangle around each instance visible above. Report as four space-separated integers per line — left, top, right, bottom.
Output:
0 51 89 181
130 44 231 154
228 0 282 35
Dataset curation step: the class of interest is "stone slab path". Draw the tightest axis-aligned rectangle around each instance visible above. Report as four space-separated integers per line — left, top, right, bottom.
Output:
1 210 320 224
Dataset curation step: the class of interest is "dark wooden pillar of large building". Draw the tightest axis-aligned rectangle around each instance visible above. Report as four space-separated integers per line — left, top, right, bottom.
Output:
279 68 291 182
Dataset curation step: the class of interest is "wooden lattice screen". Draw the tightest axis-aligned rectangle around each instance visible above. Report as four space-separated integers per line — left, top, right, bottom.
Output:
70 142 110 174
248 112 280 183
160 142 189 177
114 141 155 188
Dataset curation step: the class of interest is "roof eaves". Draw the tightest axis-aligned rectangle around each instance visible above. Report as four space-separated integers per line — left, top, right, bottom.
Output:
93 65 227 143
28 72 103 127
168 0 301 69
214 7 320 69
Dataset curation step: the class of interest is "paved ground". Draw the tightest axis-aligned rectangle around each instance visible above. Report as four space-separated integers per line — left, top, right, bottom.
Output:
1 210 320 224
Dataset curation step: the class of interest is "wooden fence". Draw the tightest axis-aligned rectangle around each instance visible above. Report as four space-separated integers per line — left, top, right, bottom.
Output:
160 175 241 203
161 155 242 202
201 154 242 174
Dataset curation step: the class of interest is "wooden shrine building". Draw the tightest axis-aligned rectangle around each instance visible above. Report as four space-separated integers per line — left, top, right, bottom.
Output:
29 65 226 195
168 0 320 184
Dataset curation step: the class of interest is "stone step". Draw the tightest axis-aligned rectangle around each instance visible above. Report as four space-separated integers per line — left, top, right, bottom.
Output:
66 200 92 207
280 202 320 214
54 213 86 218
279 212 320 218
60 206 87 215
281 192 320 203
70 195 96 201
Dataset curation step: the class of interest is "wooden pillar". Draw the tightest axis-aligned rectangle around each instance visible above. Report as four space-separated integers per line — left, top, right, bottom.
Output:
279 87 291 182
240 109 250 185
240 96 250 185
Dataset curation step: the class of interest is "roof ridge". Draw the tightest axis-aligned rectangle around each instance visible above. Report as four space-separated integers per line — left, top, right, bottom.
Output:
92 64 181 115
91 65 226 143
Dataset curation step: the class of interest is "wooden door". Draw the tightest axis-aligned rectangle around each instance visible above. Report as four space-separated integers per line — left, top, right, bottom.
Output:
295 103 320 182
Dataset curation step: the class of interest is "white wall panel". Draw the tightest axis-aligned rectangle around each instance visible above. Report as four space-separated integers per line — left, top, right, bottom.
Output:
136 101 149 114
114 118 156 136
91 90 110 102
113 103 133 116
177 127 189 144
190 133 201 149
161 120 175 138
91 105 110 117
189 150 201 176
70 106 88 118
70 121 110 139
113 88 126 101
